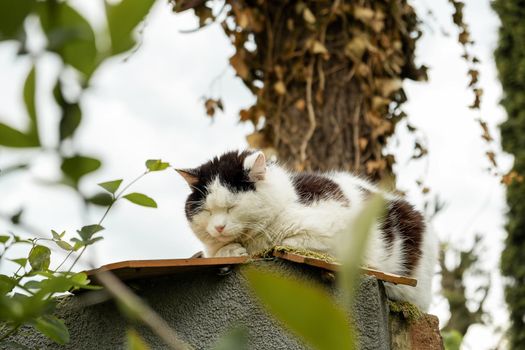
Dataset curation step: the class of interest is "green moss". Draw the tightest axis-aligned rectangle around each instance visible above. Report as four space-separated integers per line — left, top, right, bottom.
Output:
388 300 422 323
253 245 337 264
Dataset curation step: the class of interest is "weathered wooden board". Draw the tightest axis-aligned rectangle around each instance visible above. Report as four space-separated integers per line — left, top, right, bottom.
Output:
86 250 417 287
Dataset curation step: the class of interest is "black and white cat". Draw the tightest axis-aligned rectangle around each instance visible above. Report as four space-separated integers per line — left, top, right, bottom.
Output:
177 150 438 310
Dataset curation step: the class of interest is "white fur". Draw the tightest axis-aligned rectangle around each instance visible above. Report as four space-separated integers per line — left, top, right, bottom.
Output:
186 161 437 311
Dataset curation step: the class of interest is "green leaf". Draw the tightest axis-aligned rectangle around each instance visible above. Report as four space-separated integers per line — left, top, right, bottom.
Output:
123 193 157 208
68 272 100 291
53 81 83 141
77 224 104 241
34 315 70 345
70 272 88 286
55 240 73 251
442 330 463 350
70 238 85 251
244 267 355 350
145 159 170 172
0 275 17 294
85 237 104 246
337 194 385 301
10 258 27 268
105 0 155 55
98 179 123 194
0 122 39 148
28 245 51 271
87 192 114 206
10 208 23 224
59 102 81 141
34 271 55 279
24 280 42 290
0 235 10 244
13 236 31 244
51 230 65 240
127 328 150 350
39 275 75 294
37 2 97 77
0 292 50 323
61 155 101 186
213 327 249 350
23 65 38 142
0 0 35 40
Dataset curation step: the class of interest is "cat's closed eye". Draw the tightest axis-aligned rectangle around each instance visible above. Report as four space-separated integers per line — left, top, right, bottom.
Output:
226 205 236 213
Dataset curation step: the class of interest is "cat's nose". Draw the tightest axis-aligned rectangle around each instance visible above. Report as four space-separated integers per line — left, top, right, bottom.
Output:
215 225 225 233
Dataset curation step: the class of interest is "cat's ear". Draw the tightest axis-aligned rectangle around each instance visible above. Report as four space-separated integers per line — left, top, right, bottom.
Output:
244 151 266 182
175 168 199 187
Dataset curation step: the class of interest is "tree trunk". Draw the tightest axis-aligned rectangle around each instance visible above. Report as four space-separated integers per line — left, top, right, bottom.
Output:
237 0 426 179
172 1 425 179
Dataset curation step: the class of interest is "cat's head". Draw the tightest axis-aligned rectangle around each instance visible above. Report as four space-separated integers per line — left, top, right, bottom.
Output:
176 150 267 243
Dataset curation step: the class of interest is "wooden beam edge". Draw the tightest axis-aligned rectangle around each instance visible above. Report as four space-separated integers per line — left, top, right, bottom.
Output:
85 256 249 276
84 252 417 287
272 250 417 287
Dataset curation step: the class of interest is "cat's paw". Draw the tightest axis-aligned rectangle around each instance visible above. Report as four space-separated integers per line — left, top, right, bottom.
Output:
215 243 248 257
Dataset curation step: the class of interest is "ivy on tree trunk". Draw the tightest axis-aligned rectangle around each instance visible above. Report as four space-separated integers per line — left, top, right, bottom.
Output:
172 0 427 178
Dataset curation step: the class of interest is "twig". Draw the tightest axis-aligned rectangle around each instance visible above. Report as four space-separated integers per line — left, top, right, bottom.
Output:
352 98 362 170
299 62 317 168
55 250 74 271
66 171 149 273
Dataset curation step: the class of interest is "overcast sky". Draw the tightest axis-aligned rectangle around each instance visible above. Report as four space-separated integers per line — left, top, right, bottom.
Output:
0 1 511 349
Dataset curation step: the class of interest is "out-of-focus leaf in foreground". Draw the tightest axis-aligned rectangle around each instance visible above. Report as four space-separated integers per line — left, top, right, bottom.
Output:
244 266 355 350
337 193 386 302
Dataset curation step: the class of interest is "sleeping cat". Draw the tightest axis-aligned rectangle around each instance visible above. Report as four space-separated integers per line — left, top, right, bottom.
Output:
176 150 438 311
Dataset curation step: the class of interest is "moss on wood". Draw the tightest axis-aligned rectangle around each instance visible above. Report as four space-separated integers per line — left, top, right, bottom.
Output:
388 300 423 324
254 245 337 264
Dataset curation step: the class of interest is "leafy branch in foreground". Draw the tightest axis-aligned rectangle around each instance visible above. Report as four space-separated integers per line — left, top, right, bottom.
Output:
0 159 170 347
242 194 385 350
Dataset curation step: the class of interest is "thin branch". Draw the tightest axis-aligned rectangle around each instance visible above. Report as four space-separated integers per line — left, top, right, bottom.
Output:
299 62 317 169
352 99 362 170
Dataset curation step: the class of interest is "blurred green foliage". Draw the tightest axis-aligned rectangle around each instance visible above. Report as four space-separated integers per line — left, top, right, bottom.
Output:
0 0 155 199
493 0 525 348
0 0 157 346
442 329 463 350
0 159 167 347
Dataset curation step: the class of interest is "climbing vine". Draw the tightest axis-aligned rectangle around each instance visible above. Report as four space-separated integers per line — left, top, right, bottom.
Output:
173 0 427 177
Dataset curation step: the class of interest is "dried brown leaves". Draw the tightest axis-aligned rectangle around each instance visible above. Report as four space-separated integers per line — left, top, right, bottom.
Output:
170 0 426 177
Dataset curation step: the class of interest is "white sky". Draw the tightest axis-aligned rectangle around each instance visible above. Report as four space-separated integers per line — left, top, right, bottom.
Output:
0 1 512 349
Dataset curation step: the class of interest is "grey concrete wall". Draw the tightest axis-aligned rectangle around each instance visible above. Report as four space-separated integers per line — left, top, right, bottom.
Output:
4 260 390 350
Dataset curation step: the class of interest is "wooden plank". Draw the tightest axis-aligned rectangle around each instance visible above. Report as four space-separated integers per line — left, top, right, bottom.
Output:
84 251 416 287
87 256 248 273
272 250 417 287
86 256 249 281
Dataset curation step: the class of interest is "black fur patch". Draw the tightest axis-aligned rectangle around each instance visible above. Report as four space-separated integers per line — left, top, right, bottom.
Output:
292 173 348 205
380 199 425 274
184 150 256 220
